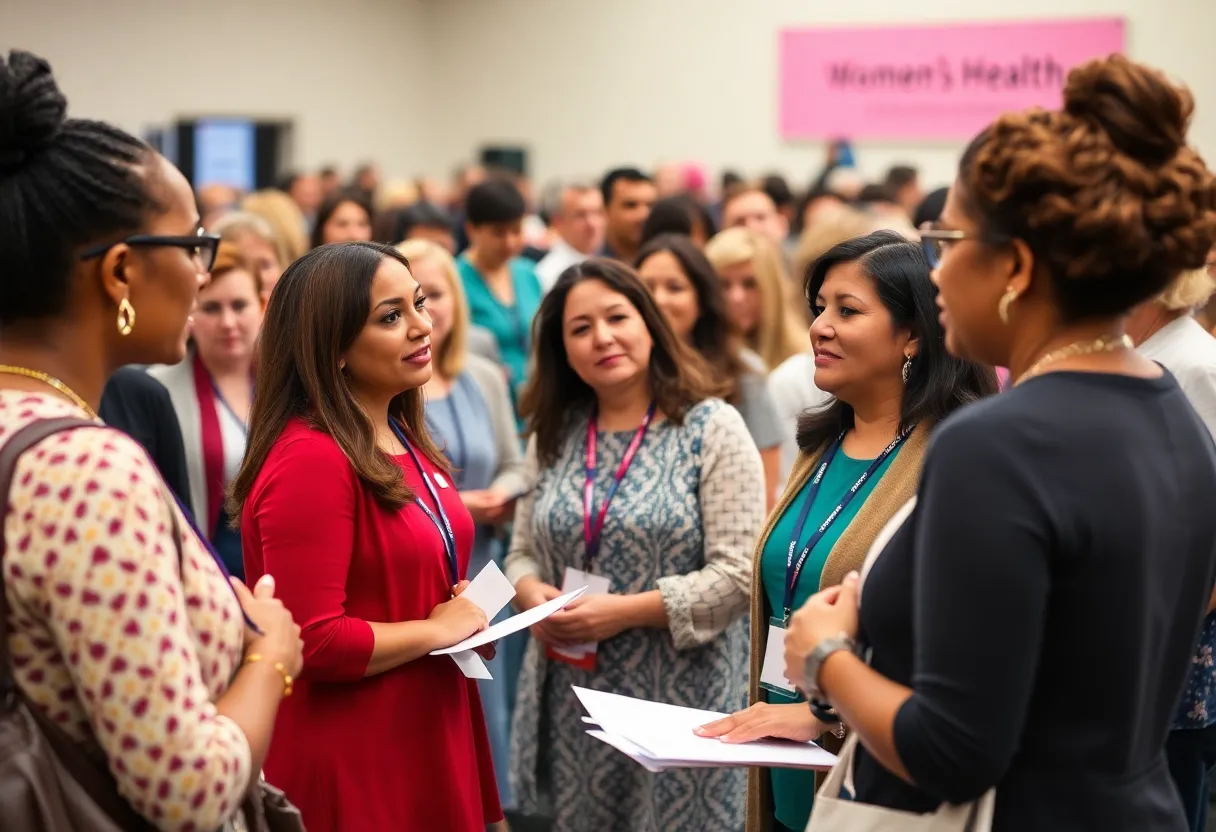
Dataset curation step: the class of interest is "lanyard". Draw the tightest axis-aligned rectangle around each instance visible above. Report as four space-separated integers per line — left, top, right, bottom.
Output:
782 427 912 618
583 402 655 570
391 420 459 586
210 379 252 437
441 396 468 480
168 491 261 634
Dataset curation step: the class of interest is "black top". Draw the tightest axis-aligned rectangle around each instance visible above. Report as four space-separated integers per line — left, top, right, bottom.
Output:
854 371 1216 830
99 367 193 512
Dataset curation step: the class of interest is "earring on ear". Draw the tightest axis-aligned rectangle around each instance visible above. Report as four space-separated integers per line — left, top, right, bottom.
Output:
901 354 912 385
997 286 1019 325
117 298 136 337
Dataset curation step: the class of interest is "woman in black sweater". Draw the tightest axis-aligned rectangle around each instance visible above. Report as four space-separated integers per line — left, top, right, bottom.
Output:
784 55 1216 830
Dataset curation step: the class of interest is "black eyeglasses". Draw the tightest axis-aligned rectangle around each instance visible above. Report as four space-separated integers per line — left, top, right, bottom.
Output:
79 228 221 273
918 225 1013 269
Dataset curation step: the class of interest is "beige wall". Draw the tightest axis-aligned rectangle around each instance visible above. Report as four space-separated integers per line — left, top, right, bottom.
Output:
0 0 434 177
3 0 1214 190
424 0 1216 189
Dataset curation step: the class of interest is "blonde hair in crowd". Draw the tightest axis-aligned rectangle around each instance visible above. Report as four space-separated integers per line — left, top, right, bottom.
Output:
1157 267 1216 312
396 238 469 379
242 189 310 266
704 227 807 369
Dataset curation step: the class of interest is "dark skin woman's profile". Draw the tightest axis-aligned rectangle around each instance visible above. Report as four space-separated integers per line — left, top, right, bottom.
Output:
0 48 302 830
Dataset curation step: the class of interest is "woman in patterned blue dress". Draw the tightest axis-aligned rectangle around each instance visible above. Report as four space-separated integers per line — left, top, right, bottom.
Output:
505 257 765 831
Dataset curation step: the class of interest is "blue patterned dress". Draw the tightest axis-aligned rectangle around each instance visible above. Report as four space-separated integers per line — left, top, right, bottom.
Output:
506 399 764 831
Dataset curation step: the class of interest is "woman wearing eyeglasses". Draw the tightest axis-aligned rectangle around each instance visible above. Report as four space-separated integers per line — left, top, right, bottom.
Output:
784 55 1216 831
149 242 265 579
0 50 302 830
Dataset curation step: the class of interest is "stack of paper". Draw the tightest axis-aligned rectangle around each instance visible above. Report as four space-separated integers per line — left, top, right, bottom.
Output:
573 686 838 772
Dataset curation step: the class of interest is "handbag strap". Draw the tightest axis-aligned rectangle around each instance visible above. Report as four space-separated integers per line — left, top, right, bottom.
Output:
0 416 156 830
0 416 98 707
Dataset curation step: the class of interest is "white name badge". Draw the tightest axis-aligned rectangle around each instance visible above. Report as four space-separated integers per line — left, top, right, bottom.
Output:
549 567 611 662
433 472 450 489
759 617 797 695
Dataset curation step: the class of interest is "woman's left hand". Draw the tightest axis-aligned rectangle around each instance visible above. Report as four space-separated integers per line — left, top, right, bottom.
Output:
544 594 629 645
784 571 861 691
461 488 515 525
452 580 496 660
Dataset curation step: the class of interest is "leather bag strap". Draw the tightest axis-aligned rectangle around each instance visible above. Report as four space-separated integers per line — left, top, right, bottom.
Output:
0 417 155 830
0 417 97 706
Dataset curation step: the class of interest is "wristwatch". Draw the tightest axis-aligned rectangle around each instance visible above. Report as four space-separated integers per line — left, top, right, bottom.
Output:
803 633 857 702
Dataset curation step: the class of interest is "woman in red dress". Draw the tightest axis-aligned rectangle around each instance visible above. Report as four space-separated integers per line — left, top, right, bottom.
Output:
229 241 503 831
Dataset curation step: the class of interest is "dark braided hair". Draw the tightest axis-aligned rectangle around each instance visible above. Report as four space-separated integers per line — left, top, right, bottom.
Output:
0 49 159 326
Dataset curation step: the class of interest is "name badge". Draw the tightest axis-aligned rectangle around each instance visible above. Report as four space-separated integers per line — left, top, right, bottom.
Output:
759 616 798 695
433 472 450 489
546 567 612 671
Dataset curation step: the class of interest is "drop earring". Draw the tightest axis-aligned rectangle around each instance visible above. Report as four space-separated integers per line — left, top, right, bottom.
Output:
901 354 912 385
997 287 1019 325
117 298 136 336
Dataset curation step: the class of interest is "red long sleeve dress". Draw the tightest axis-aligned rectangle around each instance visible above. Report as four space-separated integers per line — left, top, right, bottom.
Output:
241 419 501 831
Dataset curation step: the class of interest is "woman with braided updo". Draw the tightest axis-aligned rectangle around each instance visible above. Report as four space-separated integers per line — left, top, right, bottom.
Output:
783 55 1216 830
0 50 302 830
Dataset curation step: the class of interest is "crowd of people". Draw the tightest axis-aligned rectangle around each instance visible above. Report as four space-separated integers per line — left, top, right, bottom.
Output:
3 44 1216 832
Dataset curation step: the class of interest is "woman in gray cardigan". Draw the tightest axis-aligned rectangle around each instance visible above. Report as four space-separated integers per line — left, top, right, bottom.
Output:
401 238 528 823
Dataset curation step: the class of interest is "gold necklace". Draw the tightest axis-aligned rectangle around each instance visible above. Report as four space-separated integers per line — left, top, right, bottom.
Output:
0 365 100 420
1015 334 1134 386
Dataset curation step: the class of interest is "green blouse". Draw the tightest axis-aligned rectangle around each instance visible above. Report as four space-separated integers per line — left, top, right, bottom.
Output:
759 446 902 830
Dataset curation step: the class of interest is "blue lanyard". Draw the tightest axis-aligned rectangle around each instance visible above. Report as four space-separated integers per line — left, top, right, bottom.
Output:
390 420 459 586
210 379 252 437
441 396 468 481
169 491 261 634
782 427 912 619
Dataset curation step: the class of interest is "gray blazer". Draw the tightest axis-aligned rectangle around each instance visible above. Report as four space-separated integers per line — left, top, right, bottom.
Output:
146 360 211 528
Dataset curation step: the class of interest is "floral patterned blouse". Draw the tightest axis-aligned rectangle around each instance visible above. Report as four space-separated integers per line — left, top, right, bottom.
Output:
1 391 250 831
1174 614 1216 730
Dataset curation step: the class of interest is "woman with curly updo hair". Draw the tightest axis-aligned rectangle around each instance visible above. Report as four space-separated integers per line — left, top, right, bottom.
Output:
782 55 1216 831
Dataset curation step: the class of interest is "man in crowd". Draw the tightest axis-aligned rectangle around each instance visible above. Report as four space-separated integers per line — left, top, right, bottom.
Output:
600 167 656 263
721 182 788 248
535 180 606 292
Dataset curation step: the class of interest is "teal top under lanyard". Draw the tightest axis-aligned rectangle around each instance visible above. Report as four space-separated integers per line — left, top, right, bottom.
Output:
759 445 903 831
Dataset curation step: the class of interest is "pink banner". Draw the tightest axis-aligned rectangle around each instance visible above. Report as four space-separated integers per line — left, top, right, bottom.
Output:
780 17 1126 140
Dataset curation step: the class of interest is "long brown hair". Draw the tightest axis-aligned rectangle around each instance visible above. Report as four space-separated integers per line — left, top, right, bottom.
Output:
519 257 727 469
228 242 446 520
634 233 748 402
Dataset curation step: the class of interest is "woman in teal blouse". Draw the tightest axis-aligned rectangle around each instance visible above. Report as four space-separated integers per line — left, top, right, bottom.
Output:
698 231 996 832
456 178 543 410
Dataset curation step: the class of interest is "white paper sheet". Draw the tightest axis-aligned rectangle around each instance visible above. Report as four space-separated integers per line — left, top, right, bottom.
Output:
450 650 491 679
573 686 838 771
431 586 588 655
446 561 518 679
585 731 722 773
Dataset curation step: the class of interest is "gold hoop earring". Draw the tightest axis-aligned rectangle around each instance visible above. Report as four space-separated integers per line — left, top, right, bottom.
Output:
117 298 136 336
997 287 1019 325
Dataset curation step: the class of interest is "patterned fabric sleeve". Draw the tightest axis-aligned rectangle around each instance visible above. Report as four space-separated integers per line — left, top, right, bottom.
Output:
5 428 251 831
504 435 543 587
658 403 764 650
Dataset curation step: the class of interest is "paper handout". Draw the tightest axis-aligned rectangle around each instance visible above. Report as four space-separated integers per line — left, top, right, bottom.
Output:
432 586 589 656
446 561 516 679
573 686 838 771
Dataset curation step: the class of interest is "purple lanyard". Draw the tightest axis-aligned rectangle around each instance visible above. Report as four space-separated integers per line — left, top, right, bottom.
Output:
169 491 261 634
583 402 655 570
390 420 459 586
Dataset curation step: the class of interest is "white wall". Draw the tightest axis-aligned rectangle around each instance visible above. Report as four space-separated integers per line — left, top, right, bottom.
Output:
3 1 1214 191
0 0 433 178
424 0 1216 190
